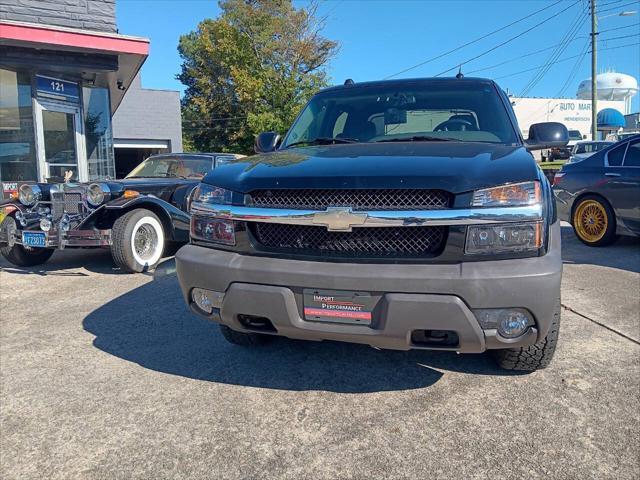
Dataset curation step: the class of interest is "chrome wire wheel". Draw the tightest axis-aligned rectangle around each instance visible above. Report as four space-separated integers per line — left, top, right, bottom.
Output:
133 223 159 261
574 199 608 243
129 215 164 268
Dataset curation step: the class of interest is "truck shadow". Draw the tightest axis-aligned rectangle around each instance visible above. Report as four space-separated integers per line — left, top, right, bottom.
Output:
0 247 181 276
561 225 640 274
83 265 523 394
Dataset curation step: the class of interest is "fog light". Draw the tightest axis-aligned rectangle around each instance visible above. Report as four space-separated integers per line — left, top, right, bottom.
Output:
191 288 224 314
40 218 52 232
473 308 534 338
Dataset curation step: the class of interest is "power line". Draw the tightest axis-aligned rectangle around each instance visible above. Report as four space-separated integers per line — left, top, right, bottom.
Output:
383 0 567 79
433 0 583 78
597 0 627 7
556 38 591 97
495 41 639 80
595 1 640 14
467 28 639 76
599 21 640 33
518 8 588 97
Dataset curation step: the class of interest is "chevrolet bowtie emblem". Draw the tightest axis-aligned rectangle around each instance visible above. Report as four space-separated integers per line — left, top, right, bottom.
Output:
311 207 368 232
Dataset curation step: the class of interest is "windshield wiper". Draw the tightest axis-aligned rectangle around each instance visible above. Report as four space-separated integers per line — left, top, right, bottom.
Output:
377 135 459 143
286 137 359 148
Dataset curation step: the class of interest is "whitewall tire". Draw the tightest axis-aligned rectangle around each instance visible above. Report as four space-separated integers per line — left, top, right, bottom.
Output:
111 209 166 273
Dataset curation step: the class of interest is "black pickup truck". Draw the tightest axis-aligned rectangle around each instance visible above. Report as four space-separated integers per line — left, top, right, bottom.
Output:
176 77 568 371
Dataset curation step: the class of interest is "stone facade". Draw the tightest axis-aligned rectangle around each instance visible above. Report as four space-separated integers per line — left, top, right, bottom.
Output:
0 0 117 33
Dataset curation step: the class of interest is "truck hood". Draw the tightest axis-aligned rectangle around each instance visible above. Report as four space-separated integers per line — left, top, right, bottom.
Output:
203 143 539 194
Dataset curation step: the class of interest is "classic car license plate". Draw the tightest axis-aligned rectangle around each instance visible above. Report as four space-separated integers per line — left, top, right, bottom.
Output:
22 231 46 248
303 289 377 325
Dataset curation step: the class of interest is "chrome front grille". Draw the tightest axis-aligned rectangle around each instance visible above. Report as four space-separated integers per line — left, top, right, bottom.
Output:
247 189 451 211
250 223 447 258
51 191 85 221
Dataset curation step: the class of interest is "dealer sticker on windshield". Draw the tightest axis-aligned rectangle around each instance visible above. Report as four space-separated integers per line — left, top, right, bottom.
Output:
303 289 377 326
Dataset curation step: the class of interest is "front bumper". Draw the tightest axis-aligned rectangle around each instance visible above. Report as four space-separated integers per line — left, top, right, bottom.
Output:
176 221 562 353
3 227 112 249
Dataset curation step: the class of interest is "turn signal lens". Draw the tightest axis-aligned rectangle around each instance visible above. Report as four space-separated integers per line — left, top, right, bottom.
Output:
122 190 140 199
472 181 541 207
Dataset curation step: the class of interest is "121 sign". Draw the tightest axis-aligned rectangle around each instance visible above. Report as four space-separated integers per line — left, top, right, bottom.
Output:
35 75 79 102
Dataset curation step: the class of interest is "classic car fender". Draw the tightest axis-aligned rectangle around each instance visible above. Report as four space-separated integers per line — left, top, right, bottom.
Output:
103 195 191 242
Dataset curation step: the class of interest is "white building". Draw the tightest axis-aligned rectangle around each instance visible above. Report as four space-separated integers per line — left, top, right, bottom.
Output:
510 97 626 141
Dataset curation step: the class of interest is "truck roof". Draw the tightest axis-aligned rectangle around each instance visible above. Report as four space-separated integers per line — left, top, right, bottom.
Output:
319 77 498 94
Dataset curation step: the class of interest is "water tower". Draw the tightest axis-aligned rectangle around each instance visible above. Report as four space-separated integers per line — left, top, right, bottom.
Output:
576 71 638 114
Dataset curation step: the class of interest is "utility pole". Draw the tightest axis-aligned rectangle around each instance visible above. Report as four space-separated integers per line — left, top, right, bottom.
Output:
591 0 598 140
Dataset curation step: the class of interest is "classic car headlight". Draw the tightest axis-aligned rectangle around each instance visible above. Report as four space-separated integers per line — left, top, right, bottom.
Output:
472 181 541 207
192 184 234 205
18 184 41 206
87 183 109 206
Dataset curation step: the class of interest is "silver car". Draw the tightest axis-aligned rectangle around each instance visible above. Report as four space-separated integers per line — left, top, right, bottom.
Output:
567 140 615 164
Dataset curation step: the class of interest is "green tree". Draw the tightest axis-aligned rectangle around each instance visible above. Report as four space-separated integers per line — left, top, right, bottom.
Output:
178 0 338 154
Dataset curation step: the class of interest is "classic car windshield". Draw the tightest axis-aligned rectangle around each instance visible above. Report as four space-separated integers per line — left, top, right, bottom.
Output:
126 156 213 179
282 81 518 147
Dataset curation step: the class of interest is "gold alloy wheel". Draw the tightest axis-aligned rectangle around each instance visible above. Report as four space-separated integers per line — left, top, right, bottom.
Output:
574 199 608 243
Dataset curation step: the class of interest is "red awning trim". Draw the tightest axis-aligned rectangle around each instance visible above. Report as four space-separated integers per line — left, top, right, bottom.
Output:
0 21 149 56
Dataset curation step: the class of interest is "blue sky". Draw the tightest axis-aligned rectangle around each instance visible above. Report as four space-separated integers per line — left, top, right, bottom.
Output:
117 0 640 110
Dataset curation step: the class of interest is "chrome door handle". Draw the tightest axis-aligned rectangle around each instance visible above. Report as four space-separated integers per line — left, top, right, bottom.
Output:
605 173 621 177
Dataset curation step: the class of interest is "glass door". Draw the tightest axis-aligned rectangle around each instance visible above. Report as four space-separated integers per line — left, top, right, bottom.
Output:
35 101 86 183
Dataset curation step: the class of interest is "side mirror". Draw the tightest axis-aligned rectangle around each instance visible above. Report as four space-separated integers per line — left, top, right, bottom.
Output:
525 122 569 151
255 132 281 153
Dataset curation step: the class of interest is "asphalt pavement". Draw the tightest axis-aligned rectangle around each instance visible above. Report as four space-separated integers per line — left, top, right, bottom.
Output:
1 225 638 479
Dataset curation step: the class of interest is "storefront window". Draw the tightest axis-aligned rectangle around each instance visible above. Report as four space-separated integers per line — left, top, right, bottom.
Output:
0 69 37 183
83 87 115 180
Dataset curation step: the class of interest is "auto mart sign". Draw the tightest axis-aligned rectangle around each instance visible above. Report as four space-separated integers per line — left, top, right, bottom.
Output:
511 97 625 140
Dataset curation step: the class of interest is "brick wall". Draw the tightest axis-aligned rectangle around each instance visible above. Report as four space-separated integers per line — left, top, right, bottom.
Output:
112 75 184 152
0 0 117 33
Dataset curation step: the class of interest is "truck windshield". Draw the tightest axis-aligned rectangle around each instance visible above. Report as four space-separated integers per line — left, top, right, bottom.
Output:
282 81 519 148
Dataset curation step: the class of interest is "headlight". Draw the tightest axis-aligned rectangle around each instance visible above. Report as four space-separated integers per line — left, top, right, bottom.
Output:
87 183 109 206
192 184 234 205
466 222 542 254
472 181 541 207
18 184 41 206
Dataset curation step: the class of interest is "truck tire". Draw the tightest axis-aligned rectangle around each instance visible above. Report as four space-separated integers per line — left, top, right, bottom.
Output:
219 325 271 346
1 244 54 267
111 208 165 273
492 298 561 371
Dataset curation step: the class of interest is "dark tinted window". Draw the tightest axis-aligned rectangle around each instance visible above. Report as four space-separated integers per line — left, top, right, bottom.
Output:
607 143 626 166
283 81 518 147
623 140 640 167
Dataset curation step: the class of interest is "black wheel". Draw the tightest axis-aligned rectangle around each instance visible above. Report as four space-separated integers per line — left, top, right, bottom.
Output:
571 195 618 247
492 298 561 371
1 244 54 267
219 325 271 346
111 209 165 273
0 216 54 267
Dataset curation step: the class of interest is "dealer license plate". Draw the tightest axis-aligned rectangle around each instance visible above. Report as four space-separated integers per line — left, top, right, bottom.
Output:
22 231 46 248
303 289 377 326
